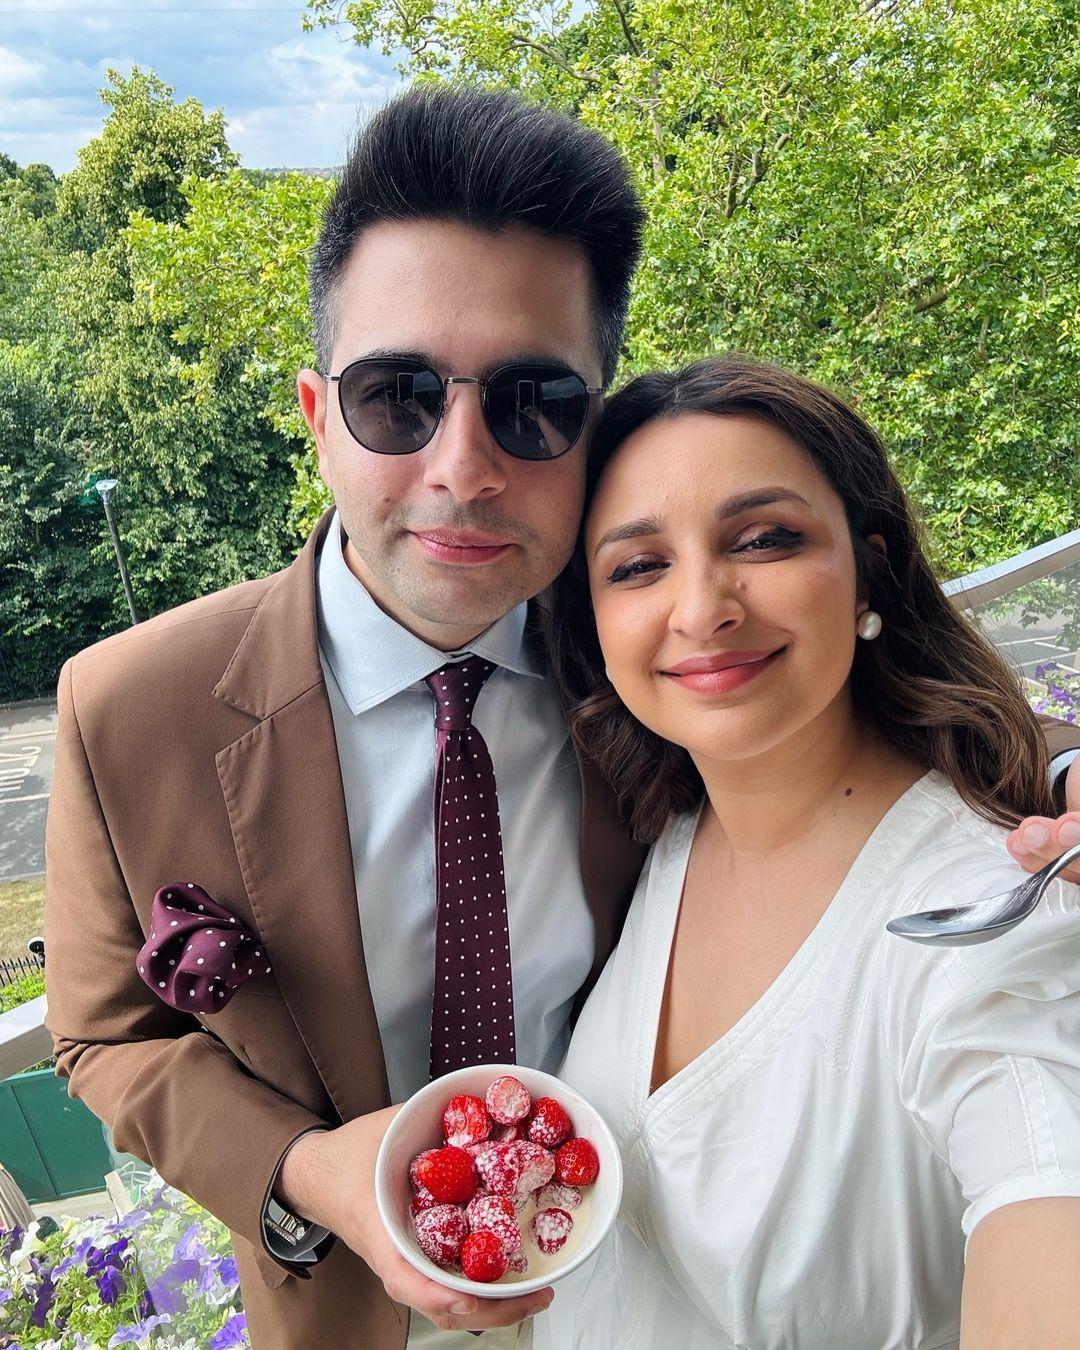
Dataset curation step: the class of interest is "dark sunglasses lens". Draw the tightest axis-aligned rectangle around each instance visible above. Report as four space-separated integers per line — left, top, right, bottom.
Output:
338 361 442 454
486 367 589 460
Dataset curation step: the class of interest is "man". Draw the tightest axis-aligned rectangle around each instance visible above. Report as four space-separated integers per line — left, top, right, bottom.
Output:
43 87 1080 1350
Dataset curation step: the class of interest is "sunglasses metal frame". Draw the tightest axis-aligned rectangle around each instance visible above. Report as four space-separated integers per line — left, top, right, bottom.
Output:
326 357 602 460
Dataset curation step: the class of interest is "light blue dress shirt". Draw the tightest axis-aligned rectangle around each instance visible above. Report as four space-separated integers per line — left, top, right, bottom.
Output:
314 511 595 1106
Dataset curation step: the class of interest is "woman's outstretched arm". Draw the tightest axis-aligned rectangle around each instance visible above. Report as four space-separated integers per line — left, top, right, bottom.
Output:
961 1198 1080 1349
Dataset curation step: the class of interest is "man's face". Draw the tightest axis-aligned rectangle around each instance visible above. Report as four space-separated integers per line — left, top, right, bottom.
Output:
298 219 600 650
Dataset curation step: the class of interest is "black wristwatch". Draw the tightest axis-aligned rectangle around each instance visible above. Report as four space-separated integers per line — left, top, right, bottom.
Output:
260 1127 336 1276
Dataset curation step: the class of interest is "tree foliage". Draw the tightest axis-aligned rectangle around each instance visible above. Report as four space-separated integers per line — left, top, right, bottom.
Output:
0 70 300 699
308 0 1079 574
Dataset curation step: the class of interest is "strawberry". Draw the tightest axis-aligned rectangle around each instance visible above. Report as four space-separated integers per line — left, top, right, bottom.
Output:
485 1075 531 1125
413 1204 468 1266
416 1146 478 1205
532 1206 573 1256
475 1141 522 1196
535 1181 581 1212
515 1139 556 1193
555 1138 599 1187
506 1246 529 1274
465 1193 522 1255
442 1094 492 1149
460 1229 509 1282
409 1149 440 1192
410 1191 440 1217
525 1097 572 1149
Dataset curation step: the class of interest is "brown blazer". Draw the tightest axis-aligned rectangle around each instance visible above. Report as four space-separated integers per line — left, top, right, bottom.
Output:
43 509 1079 1348
42 508 645 1350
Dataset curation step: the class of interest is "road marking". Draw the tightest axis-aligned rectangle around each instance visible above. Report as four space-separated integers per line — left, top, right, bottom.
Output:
0 793 50 802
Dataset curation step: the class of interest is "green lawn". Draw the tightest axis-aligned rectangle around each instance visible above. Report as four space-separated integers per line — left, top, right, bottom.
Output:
0 877 46 960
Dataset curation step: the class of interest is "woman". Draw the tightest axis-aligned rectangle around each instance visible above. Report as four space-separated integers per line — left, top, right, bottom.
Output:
536 357 1080 1349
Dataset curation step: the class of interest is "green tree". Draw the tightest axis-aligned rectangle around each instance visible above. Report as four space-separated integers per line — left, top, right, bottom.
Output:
0 70 300 698
309 0 1079 575
127 169 335 536
53 66 237 251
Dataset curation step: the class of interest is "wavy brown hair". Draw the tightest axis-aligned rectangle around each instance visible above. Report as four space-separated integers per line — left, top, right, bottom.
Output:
544 356 1054 843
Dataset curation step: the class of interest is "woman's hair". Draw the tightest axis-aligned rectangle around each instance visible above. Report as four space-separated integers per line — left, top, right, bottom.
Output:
545 355 1054 843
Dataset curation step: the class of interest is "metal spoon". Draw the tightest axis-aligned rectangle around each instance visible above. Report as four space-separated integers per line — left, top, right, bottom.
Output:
885 843 1080 946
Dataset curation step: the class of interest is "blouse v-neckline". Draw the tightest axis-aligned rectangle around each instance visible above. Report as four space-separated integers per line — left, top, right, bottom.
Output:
630 772 936 1134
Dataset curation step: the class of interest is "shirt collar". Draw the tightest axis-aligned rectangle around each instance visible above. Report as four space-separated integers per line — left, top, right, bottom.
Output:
316 510 544 715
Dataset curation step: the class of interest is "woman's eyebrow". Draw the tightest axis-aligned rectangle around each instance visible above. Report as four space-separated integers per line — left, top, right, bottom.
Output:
591 489 809 558
592 516 663 558
715 488 810 520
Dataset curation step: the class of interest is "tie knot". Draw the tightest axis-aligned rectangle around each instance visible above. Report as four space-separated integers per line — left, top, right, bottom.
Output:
426 657 496 731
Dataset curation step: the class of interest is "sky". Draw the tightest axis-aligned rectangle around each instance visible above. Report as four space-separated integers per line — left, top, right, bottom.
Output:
0 0 406 173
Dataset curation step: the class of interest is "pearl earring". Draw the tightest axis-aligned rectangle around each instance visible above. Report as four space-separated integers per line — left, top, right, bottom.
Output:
857 610 883 641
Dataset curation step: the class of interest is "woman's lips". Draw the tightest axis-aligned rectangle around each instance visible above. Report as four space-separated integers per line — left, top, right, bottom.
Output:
411 530 513 565
661 647 785 693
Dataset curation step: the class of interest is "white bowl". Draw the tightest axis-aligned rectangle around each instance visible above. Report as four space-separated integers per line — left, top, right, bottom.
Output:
375 1063 623 1299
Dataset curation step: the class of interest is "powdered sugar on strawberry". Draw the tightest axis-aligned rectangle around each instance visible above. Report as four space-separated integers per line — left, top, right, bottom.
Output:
413 1204 468 1266
532 1206 574 1256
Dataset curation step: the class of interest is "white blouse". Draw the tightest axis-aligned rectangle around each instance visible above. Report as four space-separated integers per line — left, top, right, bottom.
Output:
536 771 1080 1350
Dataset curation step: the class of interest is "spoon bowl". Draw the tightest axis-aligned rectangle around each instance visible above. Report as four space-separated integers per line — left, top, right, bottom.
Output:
886 842 1080 946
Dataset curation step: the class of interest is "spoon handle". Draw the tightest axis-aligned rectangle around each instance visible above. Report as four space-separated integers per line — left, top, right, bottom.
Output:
1032 841 1080 888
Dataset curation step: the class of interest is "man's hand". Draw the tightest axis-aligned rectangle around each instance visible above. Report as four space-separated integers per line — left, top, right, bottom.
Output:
276 1106 554 1333
1006 755 1080 884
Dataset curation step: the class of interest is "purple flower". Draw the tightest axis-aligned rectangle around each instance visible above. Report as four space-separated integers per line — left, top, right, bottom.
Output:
30 1271 56 1328
174 1223 208 1264
0 1225 23 1262
108 1313 173 1345
144 1273 188 1316
164 1256 200 1286
96 1265 127 1305
209 1311 249 1349
217 1254 239 1288
107 1207 152 1236
136 1287 155 1320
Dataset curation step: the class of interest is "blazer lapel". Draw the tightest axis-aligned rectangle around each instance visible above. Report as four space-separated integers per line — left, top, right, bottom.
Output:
213 510 389 1123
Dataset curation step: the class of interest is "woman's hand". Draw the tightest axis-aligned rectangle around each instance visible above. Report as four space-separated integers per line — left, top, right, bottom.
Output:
1006 756 1080 884
277 1106 554 1332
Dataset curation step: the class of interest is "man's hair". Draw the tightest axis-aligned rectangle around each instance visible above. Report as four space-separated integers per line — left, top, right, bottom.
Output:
308 87 645 387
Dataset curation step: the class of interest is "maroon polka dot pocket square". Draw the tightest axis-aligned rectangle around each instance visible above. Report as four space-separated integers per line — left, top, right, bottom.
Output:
135 882 272 1014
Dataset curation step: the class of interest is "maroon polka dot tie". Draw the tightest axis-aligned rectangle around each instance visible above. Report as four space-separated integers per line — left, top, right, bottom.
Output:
425 657 516 1079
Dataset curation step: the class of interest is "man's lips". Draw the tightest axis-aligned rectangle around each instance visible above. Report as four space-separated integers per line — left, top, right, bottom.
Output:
410 529 514 564
660 647 786 692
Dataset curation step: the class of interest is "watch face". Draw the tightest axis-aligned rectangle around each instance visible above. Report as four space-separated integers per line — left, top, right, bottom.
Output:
266 1198 307 1245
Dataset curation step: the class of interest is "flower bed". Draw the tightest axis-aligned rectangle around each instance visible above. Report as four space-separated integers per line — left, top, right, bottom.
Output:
0 1171 249 1348
1027 660 1080 725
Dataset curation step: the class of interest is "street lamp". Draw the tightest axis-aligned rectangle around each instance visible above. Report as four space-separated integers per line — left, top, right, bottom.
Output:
95 477 140 626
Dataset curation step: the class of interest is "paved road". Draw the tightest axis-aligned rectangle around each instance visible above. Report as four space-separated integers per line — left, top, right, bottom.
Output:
0 702 57 882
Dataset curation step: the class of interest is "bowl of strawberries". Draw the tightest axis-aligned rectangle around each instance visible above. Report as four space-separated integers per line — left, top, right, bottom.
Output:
374 1063 622 1298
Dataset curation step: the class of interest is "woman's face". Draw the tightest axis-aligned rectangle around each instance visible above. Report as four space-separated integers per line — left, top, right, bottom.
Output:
585 412 872 770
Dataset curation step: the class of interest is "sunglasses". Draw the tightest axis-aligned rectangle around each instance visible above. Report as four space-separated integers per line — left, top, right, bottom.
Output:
327 357 601 461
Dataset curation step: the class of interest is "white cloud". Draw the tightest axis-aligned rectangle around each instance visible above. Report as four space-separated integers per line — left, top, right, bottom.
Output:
0 46 47 95
0 0 404 172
